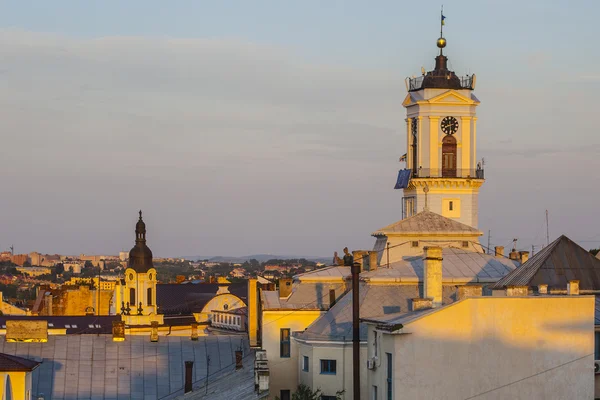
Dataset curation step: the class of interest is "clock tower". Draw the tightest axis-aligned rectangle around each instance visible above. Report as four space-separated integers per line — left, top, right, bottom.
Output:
399 24 483 228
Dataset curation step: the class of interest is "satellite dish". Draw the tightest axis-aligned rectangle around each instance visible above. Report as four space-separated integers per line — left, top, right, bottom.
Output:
471 74 477 89
421 66 425 75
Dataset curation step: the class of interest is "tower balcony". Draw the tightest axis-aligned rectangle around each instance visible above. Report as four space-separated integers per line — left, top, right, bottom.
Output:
412 168 484 179
408 74 475 91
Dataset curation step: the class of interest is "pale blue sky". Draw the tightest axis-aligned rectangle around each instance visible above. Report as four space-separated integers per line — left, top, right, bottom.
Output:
1 1 599 257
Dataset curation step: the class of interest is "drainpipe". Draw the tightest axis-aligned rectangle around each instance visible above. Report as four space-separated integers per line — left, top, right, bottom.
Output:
351 261 360 400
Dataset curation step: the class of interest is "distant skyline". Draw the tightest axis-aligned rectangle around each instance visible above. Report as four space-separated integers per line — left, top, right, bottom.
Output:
1 1 599 257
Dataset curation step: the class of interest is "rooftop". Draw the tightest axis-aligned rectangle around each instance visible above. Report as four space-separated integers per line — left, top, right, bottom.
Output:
362 248 518 284
372 210 483 237
490 235 600 290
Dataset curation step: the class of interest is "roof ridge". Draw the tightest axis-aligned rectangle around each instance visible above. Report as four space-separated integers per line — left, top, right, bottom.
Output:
372 210 482 236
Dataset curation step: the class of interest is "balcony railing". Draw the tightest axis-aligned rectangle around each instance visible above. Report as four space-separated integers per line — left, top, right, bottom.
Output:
412 168 484 179
407 74 475 91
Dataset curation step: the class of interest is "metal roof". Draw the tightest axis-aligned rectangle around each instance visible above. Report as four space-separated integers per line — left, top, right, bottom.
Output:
296 283 459 342
372 210 483 236
261 282 347 310
362 248 517 284
0 352 40 372
0 334 250 399
490 235 600 290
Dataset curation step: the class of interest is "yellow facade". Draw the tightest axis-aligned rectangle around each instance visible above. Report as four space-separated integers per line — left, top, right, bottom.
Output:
262 310 324 400
0 371 32 400
367 296 595 400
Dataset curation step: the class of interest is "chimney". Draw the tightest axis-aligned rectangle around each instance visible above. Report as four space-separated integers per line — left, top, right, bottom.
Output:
150 320 159 342
191 322 199 341
538 284 548 294
506 285 529 297
112 321 125 342
423 246 443 307
279 278 293 298
567 280 579 295
457 285 482 300
184 361 194 393
509 250 520 261
369 251 378 271
494 246 504 258
411 298 433 311
352 250 368 272
329 289 336 308
248 279 260 347
235 350 243 370
519 251 530 264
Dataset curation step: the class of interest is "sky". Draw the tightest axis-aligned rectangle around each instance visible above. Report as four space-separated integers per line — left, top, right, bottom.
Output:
1 0 599 257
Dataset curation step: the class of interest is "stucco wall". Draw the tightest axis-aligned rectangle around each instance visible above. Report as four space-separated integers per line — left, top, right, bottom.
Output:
367 296 594 400
262 310 323 399
297 340 368 400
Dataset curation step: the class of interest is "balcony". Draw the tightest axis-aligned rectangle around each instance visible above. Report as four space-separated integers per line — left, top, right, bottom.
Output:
408 74 474 92
412 168 484 179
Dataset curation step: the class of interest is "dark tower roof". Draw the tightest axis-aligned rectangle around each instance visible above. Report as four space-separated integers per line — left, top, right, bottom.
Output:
128 210 154 273
407 23 475 92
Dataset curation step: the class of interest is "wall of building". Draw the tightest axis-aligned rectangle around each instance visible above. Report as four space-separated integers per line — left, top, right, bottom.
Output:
196 293 245 323
0 371 30 400
374 233 484 265
296 340 368 400
262 310 323 399
367 296 594 400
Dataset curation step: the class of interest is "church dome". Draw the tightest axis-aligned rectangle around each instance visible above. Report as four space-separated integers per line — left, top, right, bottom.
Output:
128 210 154 273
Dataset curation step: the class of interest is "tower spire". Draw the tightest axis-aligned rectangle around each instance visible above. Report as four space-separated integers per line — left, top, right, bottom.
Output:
438 6 447 55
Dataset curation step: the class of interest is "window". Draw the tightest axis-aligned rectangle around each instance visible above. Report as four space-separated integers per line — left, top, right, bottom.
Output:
320 359 336 375
386 353 393 400
280 390 291 400
449 201 453 211
462 241 469 248
402 196 416 219
302 356 309 372
130 288 136 305
411 241 419 248
147 287 153 306
372 385 378 400
280 328 291 358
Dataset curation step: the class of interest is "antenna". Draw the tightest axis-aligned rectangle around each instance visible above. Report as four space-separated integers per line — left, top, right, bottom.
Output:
9 245 13 255
421 66 426 75
487 230 491 255
512 238 518 252
545 210 550 246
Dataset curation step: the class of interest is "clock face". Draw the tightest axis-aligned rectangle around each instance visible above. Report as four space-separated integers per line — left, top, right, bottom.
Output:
440 116 459 135
411 117 418 137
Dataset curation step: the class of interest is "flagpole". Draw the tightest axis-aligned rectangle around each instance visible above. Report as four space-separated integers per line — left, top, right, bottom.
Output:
440 5 444 38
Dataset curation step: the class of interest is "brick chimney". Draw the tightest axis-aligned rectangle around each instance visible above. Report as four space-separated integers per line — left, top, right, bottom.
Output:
538 284 548 294
150 321 159 342
191 322 199 341
411 298 433 311
519 251 530 264
329 289 336 308
506 285 529 297
369 251 378 271
352 250 368 272
423 246 443 307
509 250 520 261
112 321 125 342
567 280 579 295
457 285 482 300
495 246 504 257
279 278 293 298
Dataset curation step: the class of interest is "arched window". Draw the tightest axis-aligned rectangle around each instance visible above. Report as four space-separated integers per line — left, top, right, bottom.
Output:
147 288 152 306
129 288 136 305
442 135 457 177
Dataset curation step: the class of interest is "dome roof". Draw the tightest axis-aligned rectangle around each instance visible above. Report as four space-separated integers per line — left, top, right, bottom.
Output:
128 210 153 273
420 55 463 90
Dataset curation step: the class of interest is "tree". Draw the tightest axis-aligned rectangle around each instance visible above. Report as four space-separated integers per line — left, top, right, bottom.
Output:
590 249 599 256
275 384 344 400
55 263 65 275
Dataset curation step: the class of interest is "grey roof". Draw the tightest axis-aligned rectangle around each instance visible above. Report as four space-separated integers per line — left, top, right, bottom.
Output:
0 334 251 399
296 283 459 342
293 266 351 281
490 235 600 290
362 248 518 284
0 352 40 372
372 210 483 236
262 282 347 310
